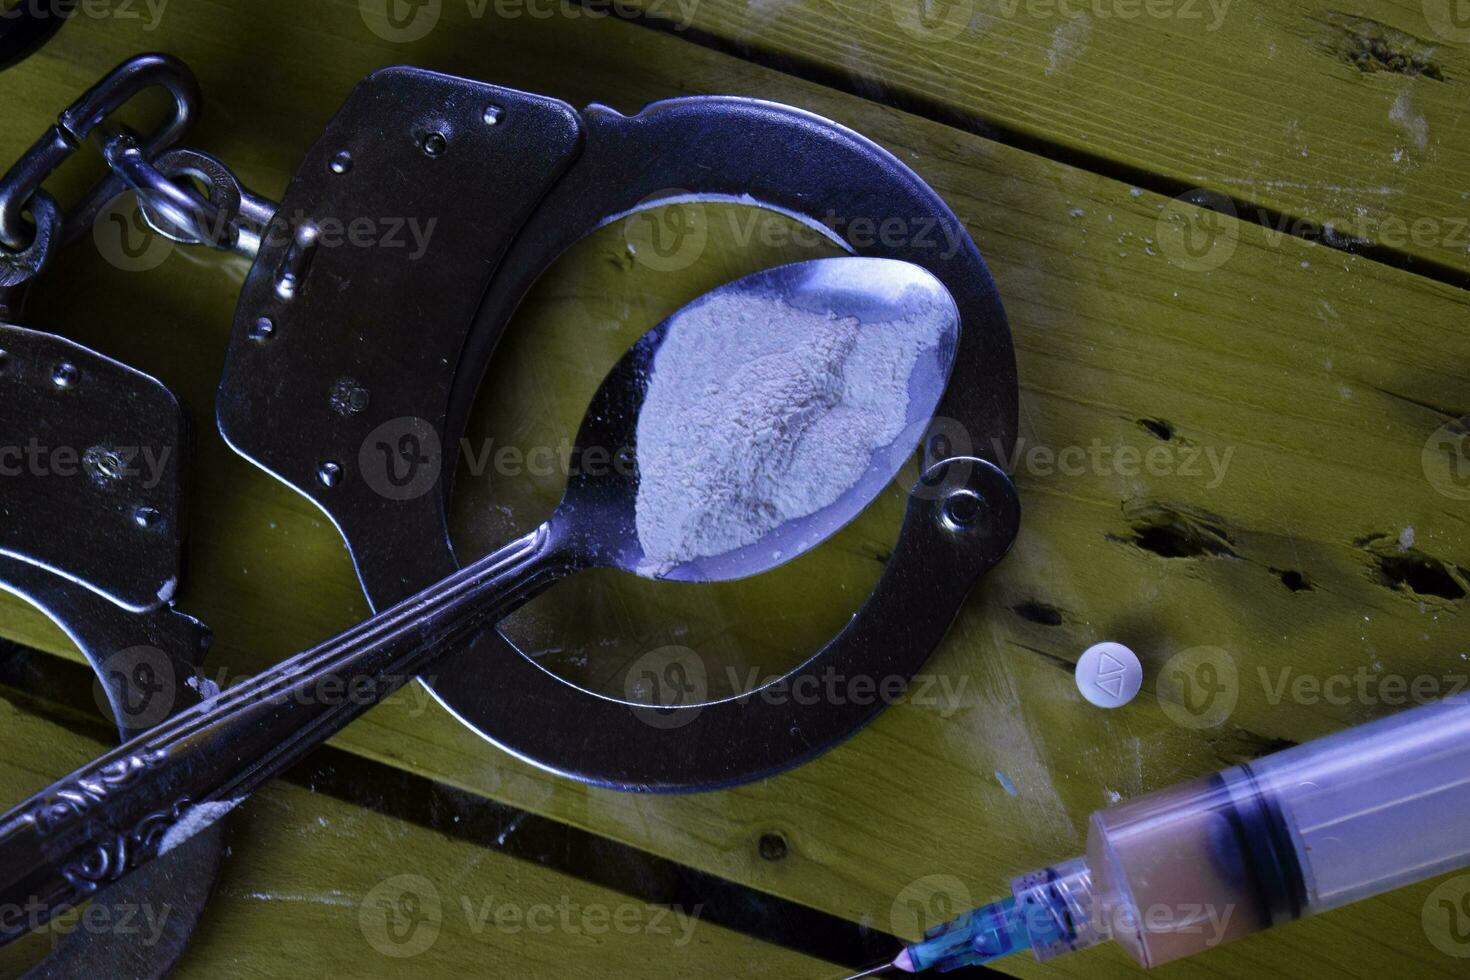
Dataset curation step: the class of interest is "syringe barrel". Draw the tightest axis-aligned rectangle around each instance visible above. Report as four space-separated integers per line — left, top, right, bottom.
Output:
1089 695 1470 967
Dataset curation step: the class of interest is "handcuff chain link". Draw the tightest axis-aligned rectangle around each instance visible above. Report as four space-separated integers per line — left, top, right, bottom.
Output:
0 52 259 286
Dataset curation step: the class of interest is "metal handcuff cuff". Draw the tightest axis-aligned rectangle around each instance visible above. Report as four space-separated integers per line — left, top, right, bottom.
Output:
0 51 1020 974
1 56 1020 794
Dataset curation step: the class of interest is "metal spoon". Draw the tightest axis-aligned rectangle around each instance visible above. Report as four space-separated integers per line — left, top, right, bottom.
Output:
0 256 960 944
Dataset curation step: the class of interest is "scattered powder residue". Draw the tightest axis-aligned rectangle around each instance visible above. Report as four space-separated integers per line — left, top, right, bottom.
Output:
495 812 527 847
246 890 355 908
945 616 1077 844
634 289 945 569
159 797 245 856
1389 90 1428 150
185 673 221 700
1399 526 1415 551
1046 15 1092 77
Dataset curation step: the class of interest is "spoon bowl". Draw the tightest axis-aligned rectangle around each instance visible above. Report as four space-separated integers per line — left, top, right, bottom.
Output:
558 256 960 582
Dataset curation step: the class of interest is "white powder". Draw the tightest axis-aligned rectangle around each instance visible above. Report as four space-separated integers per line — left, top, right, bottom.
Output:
158 797 245 856
634 289 946 571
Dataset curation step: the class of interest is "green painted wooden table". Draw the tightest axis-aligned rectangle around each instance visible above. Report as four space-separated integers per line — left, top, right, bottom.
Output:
0 1 1467 977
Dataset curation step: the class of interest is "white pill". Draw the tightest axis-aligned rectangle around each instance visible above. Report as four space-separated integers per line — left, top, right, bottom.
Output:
1075 642 1143 709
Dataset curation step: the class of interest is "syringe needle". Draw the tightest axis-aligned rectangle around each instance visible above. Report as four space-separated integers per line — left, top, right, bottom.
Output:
841 895 1029 978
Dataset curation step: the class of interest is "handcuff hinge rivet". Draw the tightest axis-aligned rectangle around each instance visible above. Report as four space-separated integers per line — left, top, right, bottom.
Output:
939 488 987 535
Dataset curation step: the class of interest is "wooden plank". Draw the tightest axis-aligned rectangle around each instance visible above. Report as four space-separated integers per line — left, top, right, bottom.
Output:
0 697 832 978
0 4 1466 978
618 0 1470 280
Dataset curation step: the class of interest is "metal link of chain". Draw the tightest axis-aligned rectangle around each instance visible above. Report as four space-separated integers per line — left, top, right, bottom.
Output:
0 52 199 251
0 190 60 321
0 53 275 292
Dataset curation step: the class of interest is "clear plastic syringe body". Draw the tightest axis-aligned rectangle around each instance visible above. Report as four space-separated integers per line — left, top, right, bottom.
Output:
1000 694 1470 969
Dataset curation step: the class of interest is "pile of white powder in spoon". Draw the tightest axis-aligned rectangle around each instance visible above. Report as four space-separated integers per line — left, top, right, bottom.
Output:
634 288 948 570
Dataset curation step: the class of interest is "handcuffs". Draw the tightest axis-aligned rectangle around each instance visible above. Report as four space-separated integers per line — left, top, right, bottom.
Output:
0 53 1020 973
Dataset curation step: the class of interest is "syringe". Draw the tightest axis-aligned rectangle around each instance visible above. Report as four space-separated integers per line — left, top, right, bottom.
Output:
853 694 1470 975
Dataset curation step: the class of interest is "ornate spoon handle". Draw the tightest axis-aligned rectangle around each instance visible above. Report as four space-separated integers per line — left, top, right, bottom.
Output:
0 524 574 946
